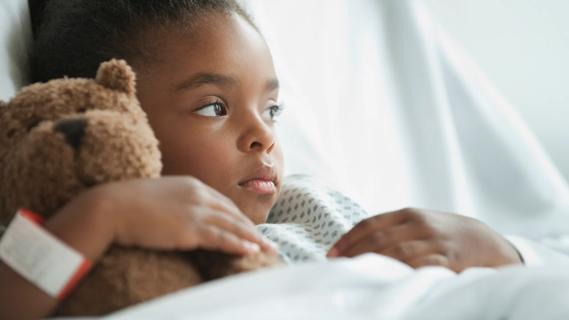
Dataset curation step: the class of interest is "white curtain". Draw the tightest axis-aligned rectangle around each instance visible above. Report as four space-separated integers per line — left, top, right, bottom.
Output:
0 0 30 101
241 0 569 244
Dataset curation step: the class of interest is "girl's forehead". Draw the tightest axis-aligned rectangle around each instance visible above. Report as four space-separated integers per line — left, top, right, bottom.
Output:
138 14 276 87
134 14 278 104
148 14 270 66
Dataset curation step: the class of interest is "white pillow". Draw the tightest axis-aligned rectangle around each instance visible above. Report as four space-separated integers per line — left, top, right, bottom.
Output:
0 0 31 101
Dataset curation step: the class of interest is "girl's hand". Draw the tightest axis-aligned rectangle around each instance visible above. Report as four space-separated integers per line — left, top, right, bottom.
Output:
98 176 277 256
326 208 522 272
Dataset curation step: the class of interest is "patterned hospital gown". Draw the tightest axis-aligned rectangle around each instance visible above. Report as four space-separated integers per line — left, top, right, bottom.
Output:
257 175 369 263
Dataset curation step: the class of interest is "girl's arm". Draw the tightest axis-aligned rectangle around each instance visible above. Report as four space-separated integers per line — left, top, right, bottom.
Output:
0 177 275 319
328 208 522 272
0 188 115 320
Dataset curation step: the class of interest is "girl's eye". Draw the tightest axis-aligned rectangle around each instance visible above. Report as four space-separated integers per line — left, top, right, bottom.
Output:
263 104 285 122
194 102 228 117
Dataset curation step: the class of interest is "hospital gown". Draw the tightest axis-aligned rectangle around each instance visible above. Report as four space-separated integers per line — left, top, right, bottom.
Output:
258 175 368 263
259 175 569 267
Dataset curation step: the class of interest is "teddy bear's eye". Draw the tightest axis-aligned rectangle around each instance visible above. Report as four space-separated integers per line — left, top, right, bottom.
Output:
6 129 17 138
78 107 87 113
26 118 41 132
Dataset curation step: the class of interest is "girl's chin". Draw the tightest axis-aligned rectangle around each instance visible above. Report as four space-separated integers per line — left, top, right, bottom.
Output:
239 199 277 225
229 186 280 224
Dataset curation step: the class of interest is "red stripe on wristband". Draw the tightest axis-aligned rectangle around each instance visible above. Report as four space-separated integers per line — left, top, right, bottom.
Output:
19 208 45 225
57 258 93 300
14 208 93 300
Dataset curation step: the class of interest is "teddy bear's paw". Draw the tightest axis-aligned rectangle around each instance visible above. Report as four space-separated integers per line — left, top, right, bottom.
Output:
187 250 283 281
229 250 284 272
56 248 203 316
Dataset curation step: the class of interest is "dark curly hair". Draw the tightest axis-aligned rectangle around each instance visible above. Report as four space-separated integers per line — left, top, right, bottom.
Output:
30 0 258 83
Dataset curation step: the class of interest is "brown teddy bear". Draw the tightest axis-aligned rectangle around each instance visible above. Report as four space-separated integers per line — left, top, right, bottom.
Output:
0 59 280 316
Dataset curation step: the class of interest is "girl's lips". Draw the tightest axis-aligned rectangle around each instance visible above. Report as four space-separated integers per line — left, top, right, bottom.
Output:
238 165 279 195
239 179 277 195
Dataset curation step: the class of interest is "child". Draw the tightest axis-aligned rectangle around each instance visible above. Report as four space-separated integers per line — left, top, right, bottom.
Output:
0 1 522 318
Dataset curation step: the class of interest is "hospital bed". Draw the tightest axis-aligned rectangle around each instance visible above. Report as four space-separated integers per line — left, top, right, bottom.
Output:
2 0 569 319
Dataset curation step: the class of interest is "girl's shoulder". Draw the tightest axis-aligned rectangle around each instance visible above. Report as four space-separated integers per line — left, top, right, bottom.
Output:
260 175 369 262
268 174 369 224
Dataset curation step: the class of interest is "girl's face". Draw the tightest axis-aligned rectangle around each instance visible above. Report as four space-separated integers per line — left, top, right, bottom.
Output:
135 13 284 224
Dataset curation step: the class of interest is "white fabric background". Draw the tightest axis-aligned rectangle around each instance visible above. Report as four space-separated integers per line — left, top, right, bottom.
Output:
241 0 569 243
425 0 569 183
0 0 30 101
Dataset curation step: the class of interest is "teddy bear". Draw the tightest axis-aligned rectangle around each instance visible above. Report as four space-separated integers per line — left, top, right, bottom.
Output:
0 59 281 316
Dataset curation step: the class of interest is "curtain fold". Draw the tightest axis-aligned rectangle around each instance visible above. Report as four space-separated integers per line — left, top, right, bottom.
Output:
242 0 569 239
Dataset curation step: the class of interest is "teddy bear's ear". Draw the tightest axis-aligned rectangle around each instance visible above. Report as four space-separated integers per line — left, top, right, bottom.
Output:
96 59 136 95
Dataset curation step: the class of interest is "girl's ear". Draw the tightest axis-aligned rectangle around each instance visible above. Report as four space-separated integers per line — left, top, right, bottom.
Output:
96 59 136 95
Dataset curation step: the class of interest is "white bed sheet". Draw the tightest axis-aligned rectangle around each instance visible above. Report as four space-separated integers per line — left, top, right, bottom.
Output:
106 254 569 320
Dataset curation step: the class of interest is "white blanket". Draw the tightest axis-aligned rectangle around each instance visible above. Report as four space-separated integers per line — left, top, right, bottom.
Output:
106 254 569 319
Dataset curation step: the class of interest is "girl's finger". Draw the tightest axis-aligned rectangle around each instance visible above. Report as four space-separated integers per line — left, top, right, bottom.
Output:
381 240 439 264
207 189 257 228
204 211 277 255
344 224 421 257
204 191 277 253
328 210 409 257
330 219 415 258
186 177 255 227
196 225 261 256
189 181 276 253
408 254 450 269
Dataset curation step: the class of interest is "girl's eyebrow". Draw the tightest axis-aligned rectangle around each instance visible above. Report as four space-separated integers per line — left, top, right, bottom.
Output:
175 73 237 91
174 72 279 92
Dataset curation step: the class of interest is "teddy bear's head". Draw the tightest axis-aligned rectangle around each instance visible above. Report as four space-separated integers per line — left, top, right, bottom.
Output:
0 59 162 224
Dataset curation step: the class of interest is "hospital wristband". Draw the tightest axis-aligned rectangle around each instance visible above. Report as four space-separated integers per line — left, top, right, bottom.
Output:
0 209 92 300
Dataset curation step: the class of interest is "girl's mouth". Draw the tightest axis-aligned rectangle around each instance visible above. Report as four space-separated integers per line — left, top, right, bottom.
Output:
238 165 279 195
239 179 277 195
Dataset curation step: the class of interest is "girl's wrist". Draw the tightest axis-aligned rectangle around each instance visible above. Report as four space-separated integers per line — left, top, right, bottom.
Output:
44 186 117 262
90 182 131 247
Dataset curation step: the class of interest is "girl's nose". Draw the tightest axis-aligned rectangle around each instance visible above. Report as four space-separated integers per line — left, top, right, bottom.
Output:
237 115 276 154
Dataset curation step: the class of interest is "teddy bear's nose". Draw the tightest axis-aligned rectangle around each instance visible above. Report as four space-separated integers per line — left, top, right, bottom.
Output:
54 118 86 150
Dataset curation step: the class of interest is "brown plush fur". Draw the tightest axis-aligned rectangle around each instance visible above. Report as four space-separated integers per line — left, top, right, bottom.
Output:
0 59 281 316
